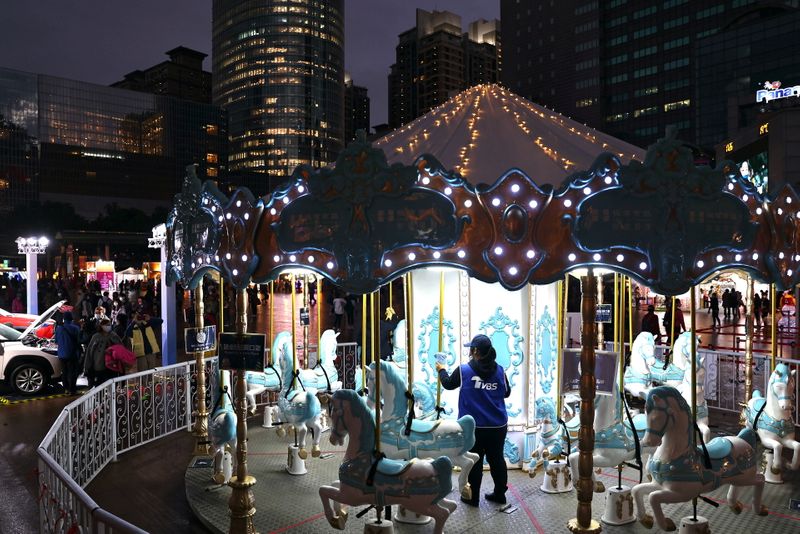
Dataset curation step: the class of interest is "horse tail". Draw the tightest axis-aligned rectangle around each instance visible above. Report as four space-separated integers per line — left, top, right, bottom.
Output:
432 456 454 501
737 427 758 449
458 415 476 455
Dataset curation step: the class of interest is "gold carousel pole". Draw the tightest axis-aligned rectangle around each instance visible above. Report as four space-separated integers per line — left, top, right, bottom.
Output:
556 279 564 418
613 273 619 354
568 269 601 534
317 276 322 362
303 274 309 369
192 278 210 456
371 290 384 523
229 287 257 534
564 274 571 348
361 294 367 392
219 273 224 334
597 275 604 348
268 281 274 364
436 271 445 418
291 274 297 384
690 286 699 520
771 283 777 371
670 295 677 352
406 273 415 392
627 278 634 353
744 278 755 404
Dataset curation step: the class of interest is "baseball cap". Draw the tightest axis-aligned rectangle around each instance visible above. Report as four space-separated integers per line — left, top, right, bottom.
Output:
464 334 492 354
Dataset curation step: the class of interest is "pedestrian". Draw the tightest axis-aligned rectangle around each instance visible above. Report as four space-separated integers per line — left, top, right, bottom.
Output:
710 291 721 329
753 291 762 328
55 311 82 395
436 334 510 507
84 318 122 387
11 292 25 313
640 305 661 343
761 291 771 329
722 289 731 318
734 291 742 318
127 313 162 371
345 294 356 329
332 293 346 331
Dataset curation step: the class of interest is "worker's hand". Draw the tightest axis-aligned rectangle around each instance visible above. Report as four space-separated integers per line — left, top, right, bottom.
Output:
435 362 446 372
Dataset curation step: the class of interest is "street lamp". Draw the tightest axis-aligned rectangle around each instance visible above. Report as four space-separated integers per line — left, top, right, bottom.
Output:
16 236 49 315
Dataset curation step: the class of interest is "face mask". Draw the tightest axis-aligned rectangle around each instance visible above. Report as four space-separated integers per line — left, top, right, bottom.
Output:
95 314 103 319
102 325 112 333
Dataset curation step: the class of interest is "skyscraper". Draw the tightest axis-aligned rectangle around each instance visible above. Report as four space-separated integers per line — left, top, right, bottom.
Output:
500 0 798 151
112 47 212 104
212 0 345 186
388 9 499 129
344 74 370 143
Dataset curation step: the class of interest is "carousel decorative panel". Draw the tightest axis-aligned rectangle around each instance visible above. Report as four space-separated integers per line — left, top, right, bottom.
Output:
411 268 462 418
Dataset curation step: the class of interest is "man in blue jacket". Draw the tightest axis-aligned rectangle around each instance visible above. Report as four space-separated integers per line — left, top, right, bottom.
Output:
55 311 82 395
436 334 511 506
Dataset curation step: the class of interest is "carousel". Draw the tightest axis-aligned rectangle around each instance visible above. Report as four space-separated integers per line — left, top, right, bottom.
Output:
168 85 799 534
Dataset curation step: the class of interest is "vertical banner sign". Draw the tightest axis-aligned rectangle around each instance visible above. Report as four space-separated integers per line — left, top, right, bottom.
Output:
561 349 618 396
219 333 267 371
184 325 217 353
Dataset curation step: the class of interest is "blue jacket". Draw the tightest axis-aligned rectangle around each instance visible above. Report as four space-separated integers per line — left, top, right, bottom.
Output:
55 320 81 360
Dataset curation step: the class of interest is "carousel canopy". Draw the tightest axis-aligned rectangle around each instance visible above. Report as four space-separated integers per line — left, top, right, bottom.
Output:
375 84 645 185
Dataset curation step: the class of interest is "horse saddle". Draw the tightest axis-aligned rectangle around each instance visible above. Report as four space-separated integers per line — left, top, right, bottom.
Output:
702 437 732 460
377 457 414 476
409 418 442 434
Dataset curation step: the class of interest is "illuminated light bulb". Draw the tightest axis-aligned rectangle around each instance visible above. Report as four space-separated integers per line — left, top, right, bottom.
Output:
457 250 466 258
273 255 280 262
270 208 277 216
568 253 576 262
727 183 734 191
444 187 452 195
697 260 705 268
203 198 208 205
494 246 503 255
492 198 501 207
408 253 416 261
211 206 216 212
639 262 647 270
527 250 536 259
236 200 242 207
789 269 794 277
752 253 759 260
797 211 800 218
616 254 624 262
433 251 441 259
735 254 742 261
384 259 393 267
795 255 800 262
244 213 250 220
464 199 473 208
511 184 520 193
592 253 601 261
786 196 792 204
289 255 297 262
214 255 219 262
297 185 305 193
241 254 248 262
225 213 232 219
282 197 290 204
509 266 518 276
326 262 334 269
218 216 223 222
756 208 763 215
780 252 785 259
583 187 592 195
198 257 203 264
778 208 784 215
225 253 231 260
564 199 572 208
742 194 749 202
191 262 195 268
529 199 538 209
232 269 239 276
308 256 315 263
422 177 431 185
716 255 723 262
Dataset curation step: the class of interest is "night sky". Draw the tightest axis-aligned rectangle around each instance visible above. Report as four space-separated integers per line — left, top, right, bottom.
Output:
0 0 499 125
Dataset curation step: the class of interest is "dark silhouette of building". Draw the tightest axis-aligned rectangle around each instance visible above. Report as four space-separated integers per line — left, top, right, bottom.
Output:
500 0 798 150
212 0 345 190
0 67 225 217
111 47 212 104
345 75 370 142
388 9 499 129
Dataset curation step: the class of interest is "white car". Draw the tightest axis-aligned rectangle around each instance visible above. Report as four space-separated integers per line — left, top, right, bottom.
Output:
0 301 66 395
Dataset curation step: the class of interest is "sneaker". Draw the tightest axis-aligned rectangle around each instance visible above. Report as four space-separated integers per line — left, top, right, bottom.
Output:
485 492 507 504
460 496 479 507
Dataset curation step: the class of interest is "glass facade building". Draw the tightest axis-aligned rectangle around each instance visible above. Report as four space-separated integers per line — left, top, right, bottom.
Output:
0 68 226 216
212 0 345 186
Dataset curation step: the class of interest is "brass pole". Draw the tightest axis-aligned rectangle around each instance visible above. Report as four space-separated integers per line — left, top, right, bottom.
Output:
618 277 625 415
361 295 367 392
192 279 210 456
268 281 274 365
670 295 676 350
291 274 297 383
568 270 601 534
372 292 380 448
436 272 444 412
690 286 698 519
597 275 604 348
771 283 777 371
564 274 570 349
613 273 619 354
228 288 257 534
303 274 309 369
627 278 634 352
407 273 415 382
744 279 755 403
556 279 564 418
317 276 321 362
219 272 224 334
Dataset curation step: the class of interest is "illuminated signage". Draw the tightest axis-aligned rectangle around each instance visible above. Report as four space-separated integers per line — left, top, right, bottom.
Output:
756 81 800 103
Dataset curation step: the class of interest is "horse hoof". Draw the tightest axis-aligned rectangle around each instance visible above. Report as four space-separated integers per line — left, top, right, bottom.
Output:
757 505 768 516
665 518 676 531
731 501 743 515
461 484 473 501
770 465 782 475
312 445 321 458
640 514 654 529
298 448 308 460
328 512 348 530
276 427 286 438
594 481 605 493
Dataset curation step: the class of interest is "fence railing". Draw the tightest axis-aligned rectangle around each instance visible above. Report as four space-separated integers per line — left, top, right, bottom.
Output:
37 358 218 533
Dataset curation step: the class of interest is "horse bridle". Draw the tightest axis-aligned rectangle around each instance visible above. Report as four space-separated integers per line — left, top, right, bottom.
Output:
645 402 675 438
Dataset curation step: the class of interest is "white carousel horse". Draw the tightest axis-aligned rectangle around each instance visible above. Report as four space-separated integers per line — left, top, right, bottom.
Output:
568 393 652 493
626 332 691 399
528 397 565 475
209 370 237 484
244 332 284 414
319 389 457 534
633 386 767 531
745 363 800 474
276 339 323 459
649 331 696 385
678 349 712 444
365 360 479 499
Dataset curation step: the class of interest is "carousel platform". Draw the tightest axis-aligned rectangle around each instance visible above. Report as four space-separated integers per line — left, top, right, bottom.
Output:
185 417 800 534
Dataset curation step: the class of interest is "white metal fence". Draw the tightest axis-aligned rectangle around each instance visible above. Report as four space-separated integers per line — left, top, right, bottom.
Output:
37 358 219 533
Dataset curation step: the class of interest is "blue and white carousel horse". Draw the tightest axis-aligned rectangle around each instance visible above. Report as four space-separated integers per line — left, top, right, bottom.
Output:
318 389 457 534
244 332 285 414
678 348 712 444
366 360 479 499
276 338 323 459
649 331 695 385
625 331 689 400
209 370 237 484
633 386 767 531
745 363 800 475
528 397 564 476
568 393 652 493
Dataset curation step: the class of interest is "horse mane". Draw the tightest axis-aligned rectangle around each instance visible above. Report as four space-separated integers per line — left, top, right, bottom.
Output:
646 385 690 416
535 397 557 421
333 389 375 451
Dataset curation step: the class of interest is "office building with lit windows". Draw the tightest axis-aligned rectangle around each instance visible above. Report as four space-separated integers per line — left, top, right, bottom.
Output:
500 0 799 151
344 74 370 142
212 0 345 189
388 9 500 129
0 67 226 216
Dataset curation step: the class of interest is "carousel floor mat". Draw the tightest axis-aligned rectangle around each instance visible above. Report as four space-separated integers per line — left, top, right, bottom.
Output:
186 424 800 534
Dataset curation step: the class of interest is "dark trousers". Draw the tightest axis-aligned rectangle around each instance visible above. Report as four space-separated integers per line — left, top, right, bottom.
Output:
468 426 508 496
61 358 80 394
